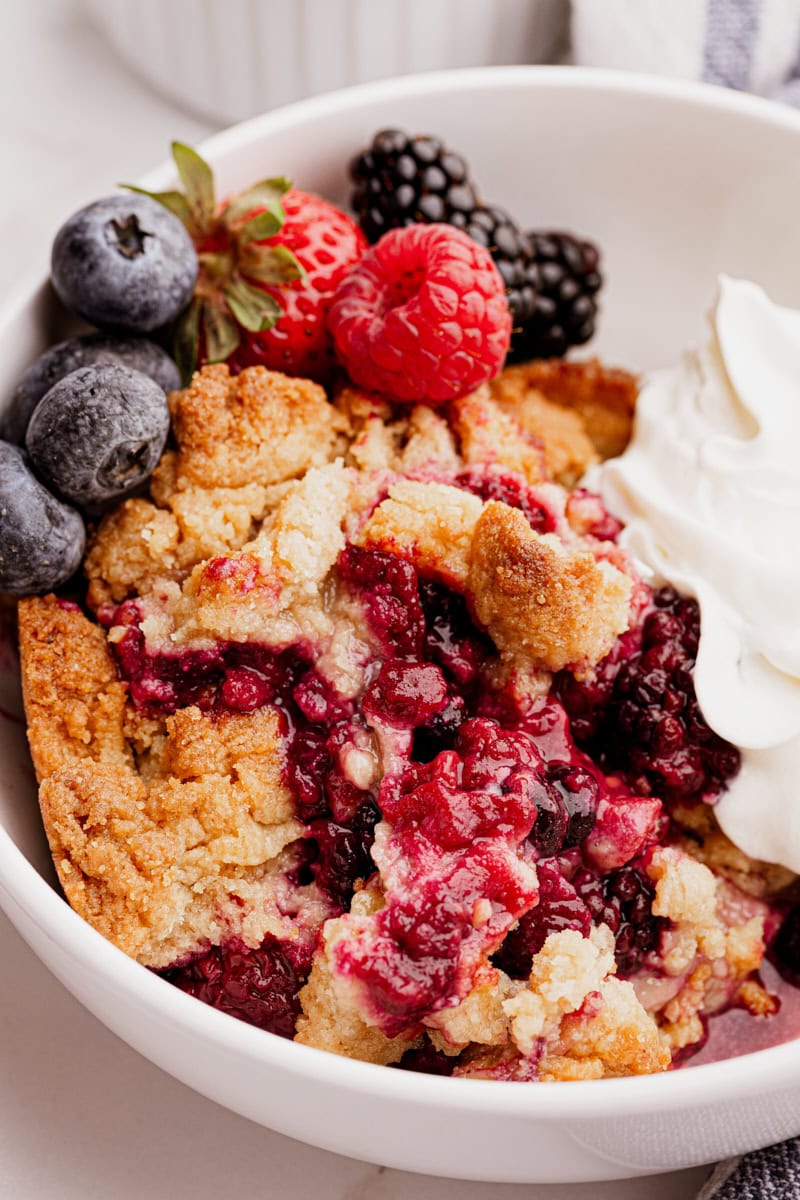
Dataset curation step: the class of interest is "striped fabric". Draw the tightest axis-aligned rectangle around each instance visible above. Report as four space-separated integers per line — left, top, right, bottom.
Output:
571 0 800 103
698 1136 800 1199
702 0 761 88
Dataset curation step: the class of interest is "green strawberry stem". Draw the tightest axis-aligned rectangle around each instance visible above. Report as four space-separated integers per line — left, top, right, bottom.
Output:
123 144 304 380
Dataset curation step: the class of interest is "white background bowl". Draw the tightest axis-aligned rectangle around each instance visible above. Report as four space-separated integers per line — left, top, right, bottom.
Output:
81 0 568 124
2 66 800 1184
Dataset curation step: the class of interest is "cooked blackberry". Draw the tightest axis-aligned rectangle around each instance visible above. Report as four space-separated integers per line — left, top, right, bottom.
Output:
510 231 603 361
557 586 741 802
349 129 537 328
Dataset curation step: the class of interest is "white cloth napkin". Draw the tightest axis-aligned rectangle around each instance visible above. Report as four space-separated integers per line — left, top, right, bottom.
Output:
572 0 800 102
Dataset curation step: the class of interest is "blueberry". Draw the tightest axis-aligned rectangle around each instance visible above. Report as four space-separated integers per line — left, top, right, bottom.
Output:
0 442 85 595
3 333 180 444
50 194 197 333
26 363 170 511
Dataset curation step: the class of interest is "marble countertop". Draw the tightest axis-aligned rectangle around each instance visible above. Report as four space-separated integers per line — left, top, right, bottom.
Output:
0 4 711 1196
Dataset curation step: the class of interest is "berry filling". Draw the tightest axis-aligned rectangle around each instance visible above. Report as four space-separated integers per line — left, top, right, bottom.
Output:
328 704 659 1036
103 547 747 1048
456 466 557 534
556 585 741 803
164 936 309 1039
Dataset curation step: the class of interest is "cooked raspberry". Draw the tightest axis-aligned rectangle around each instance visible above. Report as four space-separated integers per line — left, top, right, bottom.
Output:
363 660 449 729
327 224 512 405
338 545 425 658
456 466 557 534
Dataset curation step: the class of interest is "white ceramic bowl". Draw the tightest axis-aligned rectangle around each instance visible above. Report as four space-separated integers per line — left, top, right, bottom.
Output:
2 67 800 1185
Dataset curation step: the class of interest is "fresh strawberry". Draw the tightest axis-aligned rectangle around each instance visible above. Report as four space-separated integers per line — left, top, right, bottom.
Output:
227 189 366 380
129 143 365 383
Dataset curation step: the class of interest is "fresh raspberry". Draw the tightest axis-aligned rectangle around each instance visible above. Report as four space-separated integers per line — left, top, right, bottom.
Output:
327 224 512 405
227 190 367 382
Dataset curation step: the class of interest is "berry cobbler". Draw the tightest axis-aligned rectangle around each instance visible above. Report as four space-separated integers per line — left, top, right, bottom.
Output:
6 137 800 1082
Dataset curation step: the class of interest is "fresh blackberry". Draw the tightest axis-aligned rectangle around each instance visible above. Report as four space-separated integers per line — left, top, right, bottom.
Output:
457 206 538 328
510 231 603 361
349 129 537 329
350 129 478 239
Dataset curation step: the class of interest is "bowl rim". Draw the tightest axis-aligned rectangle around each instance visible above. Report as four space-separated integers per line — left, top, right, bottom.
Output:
2 62 800 1120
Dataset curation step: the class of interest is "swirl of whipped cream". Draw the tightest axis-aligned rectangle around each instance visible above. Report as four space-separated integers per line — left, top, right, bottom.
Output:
597 276 800 871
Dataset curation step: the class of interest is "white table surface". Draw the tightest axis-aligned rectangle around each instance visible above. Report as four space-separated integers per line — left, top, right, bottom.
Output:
0 4 713 1196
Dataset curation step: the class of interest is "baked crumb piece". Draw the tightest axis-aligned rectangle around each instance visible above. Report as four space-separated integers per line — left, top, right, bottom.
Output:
632 847 771 1054
85 365 344 607
397 405 461 475
468 501 633 672
504 925 616 1056
426 966 514 1050
165 363 341 490
334 385 461 477
490 359 638 461
295 953 417 1064
18 596 132 779
38 702 303 968
489 385 598 486
648 846 726 972
85 500 183 608
19 595 305 967
736 978 780 1017
296 889 418 1064
449 386 547 485
453 925 670 1079
357 479 483 589
174 460 352 645
541 976 670 1079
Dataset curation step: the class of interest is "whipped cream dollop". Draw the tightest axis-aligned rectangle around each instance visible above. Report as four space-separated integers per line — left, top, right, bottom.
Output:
598 276 800 871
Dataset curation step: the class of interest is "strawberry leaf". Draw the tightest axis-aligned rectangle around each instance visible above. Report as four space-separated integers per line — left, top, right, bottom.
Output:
172 142 216 233
224 277 282 332
238 208 284 242
222 177 291 231
121 184 192 227
240 243 306 286
174 297 202 384
203 298 242 362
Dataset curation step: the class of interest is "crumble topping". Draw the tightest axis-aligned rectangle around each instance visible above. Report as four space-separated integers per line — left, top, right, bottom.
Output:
468 502 633 674
17 355 792 1078
489 357 638 461
357 480 483 590
20 596 307 968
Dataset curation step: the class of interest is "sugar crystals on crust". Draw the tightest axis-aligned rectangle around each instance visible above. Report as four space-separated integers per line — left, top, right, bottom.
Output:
19 596 305 969
468 501 633 672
